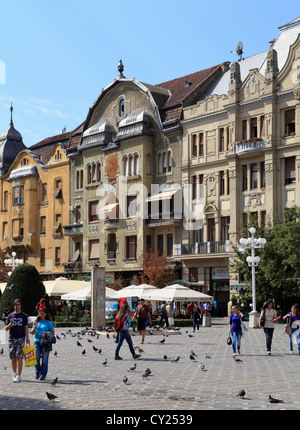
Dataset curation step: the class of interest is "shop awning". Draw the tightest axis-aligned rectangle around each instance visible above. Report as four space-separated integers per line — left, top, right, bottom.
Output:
146 189 178 202
98 203 118 213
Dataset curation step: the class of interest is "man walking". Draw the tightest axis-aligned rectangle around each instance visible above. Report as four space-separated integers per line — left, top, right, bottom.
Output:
5 299 30 382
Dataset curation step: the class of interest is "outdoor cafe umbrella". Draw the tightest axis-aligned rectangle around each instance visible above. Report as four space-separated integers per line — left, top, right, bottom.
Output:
43 277 91 297
141 284 213 302
113 283 158 299
61 286 118 301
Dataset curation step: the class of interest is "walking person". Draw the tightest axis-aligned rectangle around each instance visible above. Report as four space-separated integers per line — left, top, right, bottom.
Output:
259 299 277 355
158 301 169 328
133 298 152 344
5 298 30 382
282 304 300 354
115 302 141 360
229 305 245 356
30 307 55 380
192 303 201 332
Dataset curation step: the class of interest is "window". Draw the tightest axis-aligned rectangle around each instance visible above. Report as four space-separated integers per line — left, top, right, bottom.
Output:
126 236 137 259
146 235 152 252
53 180 62 199
12 219 24 238
2 222 7 240
242 165 247 191
76 169 83 189
53 214 62 235
75 206 81 224
87 164 92 184
285 156 296 185
168 151 172 172
40 216 46 235
285 109 295 136
89 201 99 222
189 268 198 283
21 158 28 166
260 162 266 188
3 191 8 210
260 115 265 137
221 216 230 241
250 163 258 189
219 128 224 152
250 118 258 138
199 133 204 156
192 175 197 200
242 120 247 140
199 174 204 198
13 185 24 205
192 135 197 156
127 195 137 218
219 171 225 195
55 247 61 265
157 234 163 256
89 239 100 260
207 218 215 242
167 234 173 257
119 99 125 117
40 248 45 265
42 183 47 201
163 152 167 173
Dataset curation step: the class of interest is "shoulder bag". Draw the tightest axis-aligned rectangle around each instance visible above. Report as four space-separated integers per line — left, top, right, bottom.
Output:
260 309 266 327
283 315 292 335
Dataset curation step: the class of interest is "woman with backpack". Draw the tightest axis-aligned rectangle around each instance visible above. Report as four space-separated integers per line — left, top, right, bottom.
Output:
114 302 141 360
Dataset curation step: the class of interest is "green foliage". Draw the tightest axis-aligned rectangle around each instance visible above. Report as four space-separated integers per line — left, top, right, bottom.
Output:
0 264 46 315
231 206 300 314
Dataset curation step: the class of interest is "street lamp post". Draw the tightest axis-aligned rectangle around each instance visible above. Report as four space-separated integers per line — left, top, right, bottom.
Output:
4 252 24 277
238 227 266 328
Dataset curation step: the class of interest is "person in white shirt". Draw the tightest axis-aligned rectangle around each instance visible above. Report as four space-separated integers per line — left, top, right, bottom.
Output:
259 299 277 355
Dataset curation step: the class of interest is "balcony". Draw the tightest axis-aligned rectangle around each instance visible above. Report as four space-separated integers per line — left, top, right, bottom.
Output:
63 223 83 236
63 261 83 272
146 212 182 227
235 137 264 155
174 240 230 256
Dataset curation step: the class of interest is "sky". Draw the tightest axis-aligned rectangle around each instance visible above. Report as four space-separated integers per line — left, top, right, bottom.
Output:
0 0 299 148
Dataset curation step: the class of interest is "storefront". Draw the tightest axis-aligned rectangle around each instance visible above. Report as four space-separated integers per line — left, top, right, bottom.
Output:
210 266 230 316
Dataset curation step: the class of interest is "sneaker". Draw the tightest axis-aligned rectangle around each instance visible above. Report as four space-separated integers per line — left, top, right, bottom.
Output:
114 356 123 360
35 374 40 379
14 375 21 383
133 354 141 359
39 376 45 380
267 351 271 355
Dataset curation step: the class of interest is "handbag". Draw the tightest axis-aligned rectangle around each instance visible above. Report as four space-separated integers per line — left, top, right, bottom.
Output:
227 335 232 345
283 316 292 335
23 344 37 367
40 331 56 345
260 310 266 327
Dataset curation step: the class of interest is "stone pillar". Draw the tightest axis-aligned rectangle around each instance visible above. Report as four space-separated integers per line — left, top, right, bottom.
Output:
91 265 106 329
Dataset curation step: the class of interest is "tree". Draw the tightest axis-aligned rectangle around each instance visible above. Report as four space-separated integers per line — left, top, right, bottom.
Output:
139 250 176 289
231 206 300 313
0 263 46 315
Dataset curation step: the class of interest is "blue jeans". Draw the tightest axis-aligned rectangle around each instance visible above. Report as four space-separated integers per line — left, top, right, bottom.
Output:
263 328 274 352
289 327 300 351
231 330 242 354
193 318 200 331
34 342 51 378
115 329 135 357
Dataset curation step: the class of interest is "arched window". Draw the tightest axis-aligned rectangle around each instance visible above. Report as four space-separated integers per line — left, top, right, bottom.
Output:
134 154 139 175
168 150 172 172
119 99 125 117
124 156 129 176
87 164 92 184
97 162 101 182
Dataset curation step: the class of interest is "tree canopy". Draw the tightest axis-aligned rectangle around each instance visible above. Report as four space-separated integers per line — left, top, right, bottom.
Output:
231 206 300 314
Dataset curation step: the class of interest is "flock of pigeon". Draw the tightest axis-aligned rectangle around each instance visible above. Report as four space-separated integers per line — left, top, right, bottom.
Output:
0 324 284 406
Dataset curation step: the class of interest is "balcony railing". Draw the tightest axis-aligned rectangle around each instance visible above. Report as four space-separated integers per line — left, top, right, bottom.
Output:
63 223 83 236
175 240 230 256
235 137 264 155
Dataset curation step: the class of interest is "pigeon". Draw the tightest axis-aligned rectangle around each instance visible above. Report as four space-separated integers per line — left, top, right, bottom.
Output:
142 371 149 378
128 363 137 372
54 351 58 356
191 350 198 358
106 334 110 339
144 368 151 375
237 389 246 399
0 348 4 355
93 346 99 352
77 341 82 347
56 335 61 340
102 358 108 366
233 357 243 363
46 392 58 402
171 356 180 363
98 349 102 354
269 395 283 403
82 349 86 355
123 375 128 384
87 339 93 343
189 354 196 361
199 362 205 370
204 353 211 359
188 334 194 338
135 346 144 353
50 377 58 386
159 338 165 344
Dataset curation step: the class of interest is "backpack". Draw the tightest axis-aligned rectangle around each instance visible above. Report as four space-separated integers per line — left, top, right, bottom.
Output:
114 315 125 331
